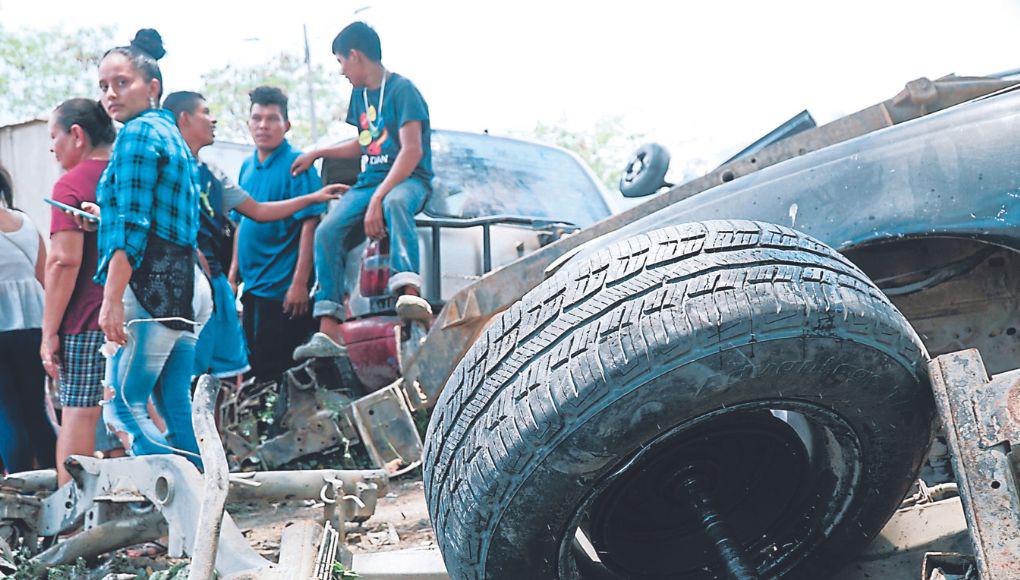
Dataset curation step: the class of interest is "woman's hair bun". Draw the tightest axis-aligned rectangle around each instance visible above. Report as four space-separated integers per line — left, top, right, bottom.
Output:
130 28 166 60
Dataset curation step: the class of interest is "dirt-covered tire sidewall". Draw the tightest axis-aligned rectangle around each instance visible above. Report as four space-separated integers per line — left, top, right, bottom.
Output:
424 220 933 579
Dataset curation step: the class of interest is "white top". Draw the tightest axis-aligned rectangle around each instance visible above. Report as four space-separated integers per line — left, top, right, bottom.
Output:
0 210 44 331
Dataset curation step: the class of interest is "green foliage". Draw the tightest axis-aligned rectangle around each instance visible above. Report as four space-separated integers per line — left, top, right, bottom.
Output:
8 549 89 579
200 51 348 148
331 560 358 579
149 562 198 580
532 116 645 191
0 24 115 125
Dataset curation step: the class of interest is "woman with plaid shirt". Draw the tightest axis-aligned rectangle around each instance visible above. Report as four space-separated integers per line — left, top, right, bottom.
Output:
94 29 212 468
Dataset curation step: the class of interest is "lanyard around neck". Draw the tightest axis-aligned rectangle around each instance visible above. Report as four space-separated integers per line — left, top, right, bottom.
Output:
362 70 387 129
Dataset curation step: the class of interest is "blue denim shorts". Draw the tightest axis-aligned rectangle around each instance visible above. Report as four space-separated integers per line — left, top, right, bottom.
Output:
194 273 250 378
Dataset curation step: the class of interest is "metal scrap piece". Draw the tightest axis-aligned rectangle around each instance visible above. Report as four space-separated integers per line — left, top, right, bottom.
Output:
929 349 1020 580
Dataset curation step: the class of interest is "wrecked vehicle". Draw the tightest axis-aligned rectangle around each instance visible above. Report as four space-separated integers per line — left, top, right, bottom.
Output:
218 129 618 474
414 75 1020 579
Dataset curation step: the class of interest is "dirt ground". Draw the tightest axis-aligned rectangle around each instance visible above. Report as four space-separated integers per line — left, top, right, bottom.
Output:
231 474 435 560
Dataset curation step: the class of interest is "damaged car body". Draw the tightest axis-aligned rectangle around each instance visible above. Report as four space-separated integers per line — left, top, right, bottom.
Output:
415 75 1020 579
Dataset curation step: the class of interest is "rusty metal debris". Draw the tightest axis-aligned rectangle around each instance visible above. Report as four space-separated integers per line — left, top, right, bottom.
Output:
0 374 388 578
220 354 422 476
922 552 979 580
930 349 1020 580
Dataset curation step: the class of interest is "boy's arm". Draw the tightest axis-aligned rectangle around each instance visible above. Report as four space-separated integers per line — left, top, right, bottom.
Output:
363 121 424 239
291 139 361 176
234 183 347 222
228 233 240 294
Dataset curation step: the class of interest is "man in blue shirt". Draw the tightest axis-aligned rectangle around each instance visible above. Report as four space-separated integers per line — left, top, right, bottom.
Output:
163 90 344 382
291 21 432 354
234 86 327 381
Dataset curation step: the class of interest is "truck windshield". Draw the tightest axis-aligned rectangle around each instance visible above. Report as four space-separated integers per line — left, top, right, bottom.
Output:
426 131 612 227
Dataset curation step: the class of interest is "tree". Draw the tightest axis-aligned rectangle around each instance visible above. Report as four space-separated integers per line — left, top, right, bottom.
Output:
200 51 349 148
532 116 646 191
0 25 115 125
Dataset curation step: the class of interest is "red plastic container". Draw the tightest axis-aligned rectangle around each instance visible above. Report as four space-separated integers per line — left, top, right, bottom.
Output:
359 238 391 297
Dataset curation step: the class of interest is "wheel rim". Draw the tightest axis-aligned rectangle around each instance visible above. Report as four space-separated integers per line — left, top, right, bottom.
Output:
622 152 648 184
559 400 862 579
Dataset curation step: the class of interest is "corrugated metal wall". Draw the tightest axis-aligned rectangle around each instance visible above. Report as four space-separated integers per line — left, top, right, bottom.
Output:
0 119 63 246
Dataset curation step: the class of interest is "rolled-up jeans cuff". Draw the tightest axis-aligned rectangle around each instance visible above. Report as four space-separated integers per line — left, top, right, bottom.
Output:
388 272 423 295
313 300 346 321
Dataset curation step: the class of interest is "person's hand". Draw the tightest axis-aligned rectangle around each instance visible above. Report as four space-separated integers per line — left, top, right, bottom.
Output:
364 197 387 240
71 201 101 232
40 333 62 381
228 271 239 296
99 296 127 345
291 151 319 177
282 283 310 317
196 250 212 278
309 183 349 204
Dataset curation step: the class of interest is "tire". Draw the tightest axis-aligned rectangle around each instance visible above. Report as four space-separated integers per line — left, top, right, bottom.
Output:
619 143 670 198
424 220 934 580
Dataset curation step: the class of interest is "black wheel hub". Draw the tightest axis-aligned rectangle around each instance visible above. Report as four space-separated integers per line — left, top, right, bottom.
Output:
567 405 860 579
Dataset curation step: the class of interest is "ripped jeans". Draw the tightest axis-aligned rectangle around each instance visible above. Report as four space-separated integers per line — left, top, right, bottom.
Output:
102 267 212 468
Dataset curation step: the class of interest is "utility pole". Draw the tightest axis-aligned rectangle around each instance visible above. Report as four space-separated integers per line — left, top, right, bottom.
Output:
303 24 319 144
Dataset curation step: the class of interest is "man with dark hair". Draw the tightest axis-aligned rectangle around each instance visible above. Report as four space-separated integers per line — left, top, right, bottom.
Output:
225 86 331 381
291 21 432 354
162 91 344 382
248 86 289 121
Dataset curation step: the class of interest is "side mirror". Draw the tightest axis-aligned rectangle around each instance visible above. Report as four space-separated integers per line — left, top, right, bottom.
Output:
619 143 671 198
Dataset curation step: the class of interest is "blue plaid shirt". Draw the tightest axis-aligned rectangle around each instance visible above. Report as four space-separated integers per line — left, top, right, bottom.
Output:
94 109 200 283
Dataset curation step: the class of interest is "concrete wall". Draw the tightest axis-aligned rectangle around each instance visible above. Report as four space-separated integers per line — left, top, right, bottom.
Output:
0 119 63 245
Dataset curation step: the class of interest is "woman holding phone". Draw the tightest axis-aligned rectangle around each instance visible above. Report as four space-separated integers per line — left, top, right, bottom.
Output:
41 98 117 485
95 29 211 467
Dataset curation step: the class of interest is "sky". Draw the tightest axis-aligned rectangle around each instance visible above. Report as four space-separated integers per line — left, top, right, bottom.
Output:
3 0 1020 178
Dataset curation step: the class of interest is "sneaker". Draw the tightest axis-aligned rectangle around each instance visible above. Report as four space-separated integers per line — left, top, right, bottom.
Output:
292 332 347 361
396 295 433 323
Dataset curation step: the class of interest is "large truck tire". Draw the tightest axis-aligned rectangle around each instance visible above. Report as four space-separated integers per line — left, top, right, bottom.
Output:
424 220 934 579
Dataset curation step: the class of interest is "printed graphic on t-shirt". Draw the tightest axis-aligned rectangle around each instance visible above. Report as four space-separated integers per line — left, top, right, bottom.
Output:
359 105 391 164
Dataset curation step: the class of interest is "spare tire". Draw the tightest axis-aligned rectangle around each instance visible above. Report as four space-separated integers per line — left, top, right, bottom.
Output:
424 220 933 580
619 143 670 198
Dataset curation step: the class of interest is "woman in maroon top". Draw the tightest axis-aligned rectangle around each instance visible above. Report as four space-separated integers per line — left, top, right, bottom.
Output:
40 98 115 485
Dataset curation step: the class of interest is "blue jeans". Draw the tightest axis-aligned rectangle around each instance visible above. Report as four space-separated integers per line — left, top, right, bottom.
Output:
0 328 57 472
313 178 429 320
102 268 212 468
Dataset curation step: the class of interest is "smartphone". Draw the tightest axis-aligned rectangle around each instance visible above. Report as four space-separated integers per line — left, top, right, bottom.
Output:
44 198 100 222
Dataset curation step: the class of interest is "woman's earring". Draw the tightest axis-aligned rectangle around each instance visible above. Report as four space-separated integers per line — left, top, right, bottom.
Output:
149 97 157 109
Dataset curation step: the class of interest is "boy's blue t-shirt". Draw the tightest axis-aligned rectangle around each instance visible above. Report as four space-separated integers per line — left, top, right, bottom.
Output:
236 139 325 300
347 72 433 188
